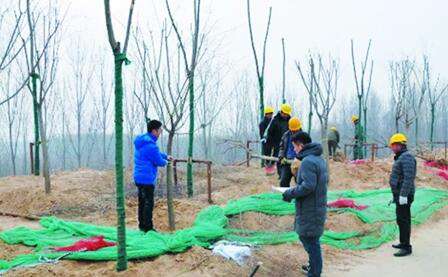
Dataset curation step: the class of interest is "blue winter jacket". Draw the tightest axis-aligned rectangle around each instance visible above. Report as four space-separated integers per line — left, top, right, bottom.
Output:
133 133 168 186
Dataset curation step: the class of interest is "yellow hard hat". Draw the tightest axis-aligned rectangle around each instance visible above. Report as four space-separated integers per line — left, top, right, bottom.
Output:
351 115 359 123
280 103 292 116
288 117 302 131
389 133 407 146
264 106 274 115
330 126 337 131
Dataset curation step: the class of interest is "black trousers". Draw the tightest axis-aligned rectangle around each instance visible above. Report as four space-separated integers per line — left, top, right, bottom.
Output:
262 142 273 167
280 164 294 187
328 141 338 157
137 184 155 232
395 194 414 247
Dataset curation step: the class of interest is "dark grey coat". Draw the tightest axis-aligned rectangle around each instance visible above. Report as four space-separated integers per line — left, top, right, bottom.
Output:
389 148 416 198
283 143 328 237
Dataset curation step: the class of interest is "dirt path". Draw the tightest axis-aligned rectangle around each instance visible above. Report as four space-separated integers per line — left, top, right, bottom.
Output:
329 218 448 277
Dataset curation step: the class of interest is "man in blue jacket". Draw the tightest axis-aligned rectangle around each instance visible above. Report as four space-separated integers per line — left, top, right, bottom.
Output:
282 132 328 277
134 120 171 232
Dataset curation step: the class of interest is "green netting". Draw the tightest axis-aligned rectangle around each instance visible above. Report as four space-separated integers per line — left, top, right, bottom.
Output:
1 187 447 272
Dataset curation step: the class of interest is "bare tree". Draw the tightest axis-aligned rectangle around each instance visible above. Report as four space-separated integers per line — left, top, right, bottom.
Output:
424 56 448 149
389 59 415 133
94 57 113 167
281 38 286 104
296 52 316 133
23 0 61 193
165 0 202 197
65 45 95 168
103 0 136 270
135 24 191 229
0 3 29 105
411 56 428 144
296 54 339 161
246 0 272 121
350 39 373 145
2 68 25 175
197 66 228 160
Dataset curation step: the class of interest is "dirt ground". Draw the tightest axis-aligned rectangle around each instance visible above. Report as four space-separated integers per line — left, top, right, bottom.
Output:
0 157 447 276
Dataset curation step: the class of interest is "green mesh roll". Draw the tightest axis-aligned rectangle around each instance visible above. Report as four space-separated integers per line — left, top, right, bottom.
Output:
1 188 447 272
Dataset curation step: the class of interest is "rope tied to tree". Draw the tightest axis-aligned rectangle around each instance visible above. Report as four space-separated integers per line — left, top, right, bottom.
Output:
114 53 131 65
30 73 40 79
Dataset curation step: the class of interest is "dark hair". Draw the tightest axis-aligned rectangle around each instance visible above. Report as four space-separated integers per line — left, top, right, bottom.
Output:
147 120 162 132
291 131 312 145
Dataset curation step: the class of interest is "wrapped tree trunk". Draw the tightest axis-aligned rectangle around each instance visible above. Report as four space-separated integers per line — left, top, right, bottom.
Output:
103 0 136 271
113 53 127 271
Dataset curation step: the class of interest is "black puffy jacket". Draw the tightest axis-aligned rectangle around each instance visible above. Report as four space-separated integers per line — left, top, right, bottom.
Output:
259 116 271 139
389 148 416 198
266 112 290 147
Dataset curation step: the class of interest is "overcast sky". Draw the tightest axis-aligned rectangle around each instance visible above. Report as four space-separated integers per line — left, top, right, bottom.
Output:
61 0 447 109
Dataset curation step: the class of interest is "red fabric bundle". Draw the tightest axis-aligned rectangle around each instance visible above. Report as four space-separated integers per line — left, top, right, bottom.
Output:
54 236 116 252
349 159 367 165
424 161 448 171
437 170 448 181
327 198 368 210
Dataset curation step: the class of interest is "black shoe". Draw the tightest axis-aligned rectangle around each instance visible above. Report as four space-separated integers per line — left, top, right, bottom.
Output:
394 247 412 257
392 243 406 249
301 264 310 274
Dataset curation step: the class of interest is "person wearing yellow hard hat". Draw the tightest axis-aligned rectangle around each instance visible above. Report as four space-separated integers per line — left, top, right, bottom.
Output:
327 127 340 158
351 115 364 160
259 106 275 168
388 133 416 257
265 103 293 176
277 117 302 187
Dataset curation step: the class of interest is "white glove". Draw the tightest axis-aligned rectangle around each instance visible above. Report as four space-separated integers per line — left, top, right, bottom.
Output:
399 196 408 205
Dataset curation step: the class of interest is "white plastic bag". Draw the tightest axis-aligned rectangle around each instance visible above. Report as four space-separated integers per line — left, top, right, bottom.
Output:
211 240 252 266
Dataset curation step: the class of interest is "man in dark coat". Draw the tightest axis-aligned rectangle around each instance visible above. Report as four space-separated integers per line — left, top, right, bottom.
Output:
282 132 328 277
278 117 302 187
389 133 416 257
266 103 292 176
259 106 274 167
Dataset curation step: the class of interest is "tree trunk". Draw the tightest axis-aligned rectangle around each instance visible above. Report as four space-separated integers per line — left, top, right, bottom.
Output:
258 76 264 121
31 75 40 176
37 104 51 194
77 113 82 168
430 104 435 151
103 125 107 166
363 107 367 157
166 131 176 230
281 38 286 104
415 117 419 148
187 73 195 198
62 109 66 170
113 53 127 270
7 101 17 176
321 120 330 183
395 117 400 133
307 94 313 133
201 90 208 159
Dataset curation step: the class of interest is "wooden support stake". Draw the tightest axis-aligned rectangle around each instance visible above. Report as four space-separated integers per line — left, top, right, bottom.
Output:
246 140 251 167
207 162 212 204
29 142 34 175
